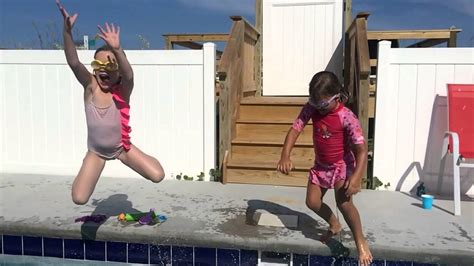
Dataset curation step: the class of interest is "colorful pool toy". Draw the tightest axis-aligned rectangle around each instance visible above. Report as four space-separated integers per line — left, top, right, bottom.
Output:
117 208 167 225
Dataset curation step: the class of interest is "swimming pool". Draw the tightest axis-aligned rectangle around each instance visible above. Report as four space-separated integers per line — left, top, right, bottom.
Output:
0 234 437 265
2 174 470 265
1 254 127 265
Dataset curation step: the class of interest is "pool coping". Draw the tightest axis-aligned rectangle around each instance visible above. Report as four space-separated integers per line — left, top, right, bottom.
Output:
1 173 473 265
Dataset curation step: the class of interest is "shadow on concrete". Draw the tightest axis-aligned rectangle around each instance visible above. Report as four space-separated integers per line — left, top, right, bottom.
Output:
80 194 140 240
246 200 351 259
402 192 454 216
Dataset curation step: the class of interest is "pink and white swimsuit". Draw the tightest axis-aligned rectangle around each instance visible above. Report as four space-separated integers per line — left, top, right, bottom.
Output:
85 85 132 160
292 103 365 188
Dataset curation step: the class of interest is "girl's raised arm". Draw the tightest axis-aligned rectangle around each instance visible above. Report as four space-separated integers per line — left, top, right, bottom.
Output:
57 0 92 88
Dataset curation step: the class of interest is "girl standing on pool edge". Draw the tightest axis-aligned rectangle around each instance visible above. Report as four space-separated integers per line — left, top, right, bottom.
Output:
57 0 165 205
277 71 372 265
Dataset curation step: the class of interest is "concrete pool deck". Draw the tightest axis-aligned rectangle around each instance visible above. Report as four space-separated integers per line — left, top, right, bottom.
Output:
0 173 473 265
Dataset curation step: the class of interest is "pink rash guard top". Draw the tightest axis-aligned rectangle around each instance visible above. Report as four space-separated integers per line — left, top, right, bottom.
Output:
292 102 365 188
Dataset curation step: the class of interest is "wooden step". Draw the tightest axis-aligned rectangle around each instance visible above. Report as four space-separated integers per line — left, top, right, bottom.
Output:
236 124 313 143
241 96 308 105
227 159 312 171
225 168 308 187
239 105 303 122
239 96 307 122
237 119 291 124
237 119 312 125
226 96 312 187
231 143 314 165
370 59 377 67
231 139 312 147
225 147 311 187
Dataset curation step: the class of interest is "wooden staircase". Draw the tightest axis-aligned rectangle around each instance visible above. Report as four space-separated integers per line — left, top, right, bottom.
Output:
223 97 313 187
216 10 462 188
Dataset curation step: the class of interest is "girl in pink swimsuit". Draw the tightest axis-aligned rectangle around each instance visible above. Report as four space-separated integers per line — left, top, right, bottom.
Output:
277 72 373 266
57 1 165 205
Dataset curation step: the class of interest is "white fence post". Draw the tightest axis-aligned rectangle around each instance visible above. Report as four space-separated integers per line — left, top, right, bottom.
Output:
0 60 4 173
203 42 216 181
373 41 395 188
83 35 89 50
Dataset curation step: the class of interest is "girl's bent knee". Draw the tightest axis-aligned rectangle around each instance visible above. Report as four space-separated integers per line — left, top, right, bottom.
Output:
72 193 89 205
306 198 322 212
148 170 165 183
337 200 353 211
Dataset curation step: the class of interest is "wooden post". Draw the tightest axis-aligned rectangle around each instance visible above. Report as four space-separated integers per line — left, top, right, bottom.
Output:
344 13 370 182
448 30 457 47
222 150 229 184
359 75 370 142
346 34 356 109
345 0 352 32
255 0 263 96
218 75 229 176
164 36 172 50
357 17 370 182
355 14 371 144
217 19 245 177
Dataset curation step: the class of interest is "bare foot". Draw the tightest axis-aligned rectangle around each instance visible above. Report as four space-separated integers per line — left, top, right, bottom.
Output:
357 239 373 266
320 222 342 244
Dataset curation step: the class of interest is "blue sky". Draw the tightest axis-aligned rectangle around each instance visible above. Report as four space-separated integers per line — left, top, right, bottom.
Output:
0 0 472 49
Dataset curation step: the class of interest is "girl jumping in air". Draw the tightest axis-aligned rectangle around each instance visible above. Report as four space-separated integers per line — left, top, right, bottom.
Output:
57 0 165 205
277 71 372 265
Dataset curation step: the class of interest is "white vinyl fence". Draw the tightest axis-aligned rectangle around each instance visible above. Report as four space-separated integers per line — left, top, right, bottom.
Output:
374 41 474 195
262 0 344 96
0 43 216 181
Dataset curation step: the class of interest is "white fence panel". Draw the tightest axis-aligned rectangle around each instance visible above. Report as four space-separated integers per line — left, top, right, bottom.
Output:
262 0 344 95
374 41 474 195
0 44 216 181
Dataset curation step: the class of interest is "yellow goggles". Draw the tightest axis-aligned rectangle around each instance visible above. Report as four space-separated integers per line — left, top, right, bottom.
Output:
91 59 119 72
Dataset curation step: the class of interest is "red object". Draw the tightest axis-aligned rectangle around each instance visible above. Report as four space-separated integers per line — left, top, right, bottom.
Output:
447 84 474 158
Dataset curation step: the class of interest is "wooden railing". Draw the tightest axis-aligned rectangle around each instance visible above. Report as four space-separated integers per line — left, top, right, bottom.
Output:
217 16 260 169
162 33 227 65
368 28 461 47
162 33 229 50
344 13 371 143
